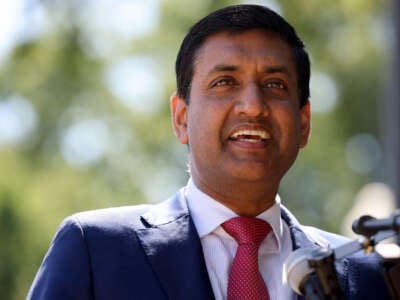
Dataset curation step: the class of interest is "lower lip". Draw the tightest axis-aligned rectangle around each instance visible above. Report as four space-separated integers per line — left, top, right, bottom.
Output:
229 139 270 149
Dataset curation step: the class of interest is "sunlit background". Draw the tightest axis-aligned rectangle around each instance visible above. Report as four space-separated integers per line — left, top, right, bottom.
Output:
0 0 398 298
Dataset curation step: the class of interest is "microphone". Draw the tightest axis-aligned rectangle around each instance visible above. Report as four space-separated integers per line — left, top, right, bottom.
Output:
285 220 399 299
352 214 400 238
285 247 345 300
284 228 397 299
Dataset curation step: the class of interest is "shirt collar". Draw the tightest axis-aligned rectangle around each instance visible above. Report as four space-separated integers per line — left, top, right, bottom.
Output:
184 178 283 251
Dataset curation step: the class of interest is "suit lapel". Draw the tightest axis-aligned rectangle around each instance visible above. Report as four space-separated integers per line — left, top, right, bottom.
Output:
281 206 317 300
136 190 215 300
281 206 320 250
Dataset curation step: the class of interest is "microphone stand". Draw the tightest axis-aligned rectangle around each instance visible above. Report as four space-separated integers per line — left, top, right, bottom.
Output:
286 214 400 300
352 213 400 300
304 248 345 300
286 247 345 300
381 254 400 300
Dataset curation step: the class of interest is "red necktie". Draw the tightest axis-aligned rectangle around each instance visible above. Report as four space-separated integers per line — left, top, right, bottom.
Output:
222 217 272 300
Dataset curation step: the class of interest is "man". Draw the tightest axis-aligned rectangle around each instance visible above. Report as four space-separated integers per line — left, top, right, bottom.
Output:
28 5 390 300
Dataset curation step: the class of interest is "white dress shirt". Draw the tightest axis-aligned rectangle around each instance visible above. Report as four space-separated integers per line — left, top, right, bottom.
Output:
184 179 296 300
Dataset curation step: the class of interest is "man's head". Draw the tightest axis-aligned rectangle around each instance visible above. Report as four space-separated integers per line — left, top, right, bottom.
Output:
175 4 310 108
171 5 311 215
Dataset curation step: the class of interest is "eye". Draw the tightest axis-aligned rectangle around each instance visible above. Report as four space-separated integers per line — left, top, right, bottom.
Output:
211 77 236 88
265 81 286 89
216 79 230 86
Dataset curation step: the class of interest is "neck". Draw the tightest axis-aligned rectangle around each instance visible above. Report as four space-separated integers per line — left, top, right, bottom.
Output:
192 177 279 217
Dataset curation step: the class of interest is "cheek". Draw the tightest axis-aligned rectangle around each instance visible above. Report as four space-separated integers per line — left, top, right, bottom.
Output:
187 108 216 147
274 107 302 141
188 101 228 136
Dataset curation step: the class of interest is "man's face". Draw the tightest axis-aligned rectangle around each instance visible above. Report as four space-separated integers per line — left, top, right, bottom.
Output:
172 29 310 197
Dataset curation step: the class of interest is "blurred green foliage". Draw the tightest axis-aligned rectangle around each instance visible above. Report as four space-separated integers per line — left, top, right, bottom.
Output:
0 0 391 298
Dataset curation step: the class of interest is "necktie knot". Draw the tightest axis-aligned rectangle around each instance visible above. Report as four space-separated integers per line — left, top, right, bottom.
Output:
222 217 271 246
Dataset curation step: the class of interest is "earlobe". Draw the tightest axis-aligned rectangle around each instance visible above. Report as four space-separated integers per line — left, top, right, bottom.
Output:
170 92 189 144
299 101 311 148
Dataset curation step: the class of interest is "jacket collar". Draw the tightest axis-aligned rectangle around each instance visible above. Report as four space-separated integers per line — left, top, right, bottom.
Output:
280 205 325 250
280 206 323 300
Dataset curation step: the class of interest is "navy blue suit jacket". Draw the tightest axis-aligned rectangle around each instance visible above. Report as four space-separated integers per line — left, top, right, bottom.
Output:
28 189 391 299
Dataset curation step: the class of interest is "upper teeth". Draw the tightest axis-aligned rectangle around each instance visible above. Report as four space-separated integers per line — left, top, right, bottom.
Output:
230 129 270 140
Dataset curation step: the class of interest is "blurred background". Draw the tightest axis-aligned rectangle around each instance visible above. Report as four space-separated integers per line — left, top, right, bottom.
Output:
0 0 398 298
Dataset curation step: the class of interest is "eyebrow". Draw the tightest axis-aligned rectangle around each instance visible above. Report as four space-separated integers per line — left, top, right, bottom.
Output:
208 64 292 78
263 66 291 76
212 64 239 73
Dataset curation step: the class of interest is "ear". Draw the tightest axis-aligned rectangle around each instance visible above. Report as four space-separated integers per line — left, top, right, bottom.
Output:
299 100 311 148
170 92 189 144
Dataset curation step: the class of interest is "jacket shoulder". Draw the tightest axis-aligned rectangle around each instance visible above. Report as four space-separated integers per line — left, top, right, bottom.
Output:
68 204 154 230
301 225 351 248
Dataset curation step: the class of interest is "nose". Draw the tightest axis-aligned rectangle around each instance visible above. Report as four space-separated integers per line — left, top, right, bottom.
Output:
234 82 268 117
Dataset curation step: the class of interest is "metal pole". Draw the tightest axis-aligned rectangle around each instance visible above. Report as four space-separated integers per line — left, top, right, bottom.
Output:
382 0 400 209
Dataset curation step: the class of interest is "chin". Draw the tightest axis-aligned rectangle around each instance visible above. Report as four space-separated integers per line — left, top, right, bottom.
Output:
229 168 273 182
229 162 290 184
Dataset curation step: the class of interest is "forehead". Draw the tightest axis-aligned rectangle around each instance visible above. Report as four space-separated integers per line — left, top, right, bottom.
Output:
193 29 296 75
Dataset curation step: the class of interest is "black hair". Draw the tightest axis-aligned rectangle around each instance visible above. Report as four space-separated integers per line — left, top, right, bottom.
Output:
175 4 310 107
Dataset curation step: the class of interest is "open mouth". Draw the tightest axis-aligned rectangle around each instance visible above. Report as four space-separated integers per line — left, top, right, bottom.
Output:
229 129 270 143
